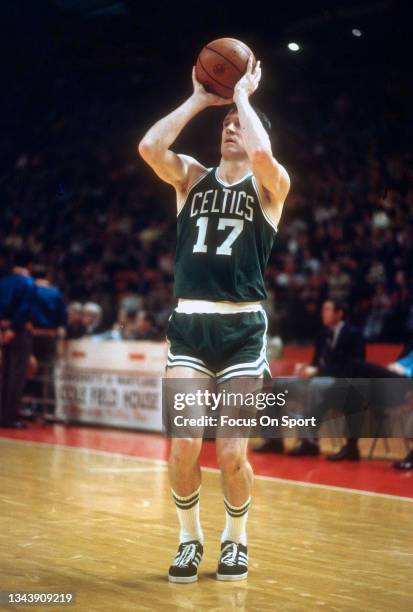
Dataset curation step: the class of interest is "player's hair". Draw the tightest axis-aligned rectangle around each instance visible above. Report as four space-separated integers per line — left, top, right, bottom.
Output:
224 104 272 133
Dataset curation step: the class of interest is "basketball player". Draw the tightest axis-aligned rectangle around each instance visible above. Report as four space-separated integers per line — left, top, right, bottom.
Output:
139 57 290 582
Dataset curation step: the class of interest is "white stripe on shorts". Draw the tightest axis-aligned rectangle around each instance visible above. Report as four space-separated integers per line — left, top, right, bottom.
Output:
217 362 271 383
167 358 214 377
167 351 206 365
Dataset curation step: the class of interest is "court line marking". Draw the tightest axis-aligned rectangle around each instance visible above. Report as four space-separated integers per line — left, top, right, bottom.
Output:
88 466 167 473
1 436 413 504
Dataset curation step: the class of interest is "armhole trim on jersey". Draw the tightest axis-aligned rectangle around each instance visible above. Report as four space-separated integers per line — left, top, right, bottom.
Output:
176 168 213 217
251 176 278 233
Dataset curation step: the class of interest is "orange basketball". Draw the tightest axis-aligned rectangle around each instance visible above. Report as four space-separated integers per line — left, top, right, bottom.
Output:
195 37 256 98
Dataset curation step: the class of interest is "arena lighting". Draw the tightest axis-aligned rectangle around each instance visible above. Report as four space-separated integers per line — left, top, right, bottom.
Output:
287 42 300 51
352 28 362 37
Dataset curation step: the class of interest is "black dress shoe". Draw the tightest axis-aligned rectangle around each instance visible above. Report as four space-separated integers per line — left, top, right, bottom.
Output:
253 439 284 454
287 440 320 457
327 444 360 461
393 450 413 470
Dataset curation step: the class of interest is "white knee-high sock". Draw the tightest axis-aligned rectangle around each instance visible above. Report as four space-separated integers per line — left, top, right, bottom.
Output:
172 485 203 544
221 497 251 546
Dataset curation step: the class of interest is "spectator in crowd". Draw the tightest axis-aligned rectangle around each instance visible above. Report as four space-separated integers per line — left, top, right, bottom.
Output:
387 270 410 341
363 283 392 341
82 302 104 336
91 308 160 341
93 307 139 341
326 262 352 304
289 299 365 461
344 336 413 470
66 302 85 339
89 313 125 342
133 311 160 341
0 247 8 280
119 294 144 317
27 264 67 416
0 250 36 428
1 44 411 344
255 300 365 458
389 342 413 378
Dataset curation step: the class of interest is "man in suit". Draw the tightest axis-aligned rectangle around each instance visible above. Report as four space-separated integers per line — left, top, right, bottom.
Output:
254 299 365 457
288 299 366 460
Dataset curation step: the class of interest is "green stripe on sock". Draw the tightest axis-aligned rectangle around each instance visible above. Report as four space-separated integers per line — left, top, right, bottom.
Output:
172 488 200 510
224 499 250 517
174 497 200 510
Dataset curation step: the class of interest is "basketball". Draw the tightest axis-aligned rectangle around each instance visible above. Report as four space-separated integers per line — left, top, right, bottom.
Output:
195 38 256 98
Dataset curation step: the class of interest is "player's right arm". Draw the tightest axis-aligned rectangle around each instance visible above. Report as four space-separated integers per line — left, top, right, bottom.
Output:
138 68 232 191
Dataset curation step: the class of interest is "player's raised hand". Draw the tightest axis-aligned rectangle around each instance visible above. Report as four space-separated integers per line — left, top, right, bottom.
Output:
234 57 261 99
191 67 233 107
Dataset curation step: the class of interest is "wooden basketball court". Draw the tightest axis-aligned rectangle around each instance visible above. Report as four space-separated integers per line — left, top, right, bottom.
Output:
1 434 412 611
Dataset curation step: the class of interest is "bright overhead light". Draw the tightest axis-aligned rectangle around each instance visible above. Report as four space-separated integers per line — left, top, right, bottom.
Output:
288 42 300 52
352 28 362 37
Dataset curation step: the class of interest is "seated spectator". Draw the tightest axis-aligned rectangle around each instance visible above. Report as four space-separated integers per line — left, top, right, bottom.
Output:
389 340 413 378
363 283 392 341
82 302 104 336
90 308 160 341
66 302 85 339
348 337 413 470
255 299 365 458
133 311 160 341
327 262 352 304
291 299 366 460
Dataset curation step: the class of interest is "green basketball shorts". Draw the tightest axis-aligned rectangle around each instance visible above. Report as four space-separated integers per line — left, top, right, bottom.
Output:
166 307 271 383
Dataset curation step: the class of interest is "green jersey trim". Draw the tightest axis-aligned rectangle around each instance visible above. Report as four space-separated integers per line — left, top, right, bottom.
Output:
176 168 213 217
251 176 278 233
214 167 253 187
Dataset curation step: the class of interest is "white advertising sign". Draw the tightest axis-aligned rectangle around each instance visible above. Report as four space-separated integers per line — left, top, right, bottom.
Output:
55 340 167 431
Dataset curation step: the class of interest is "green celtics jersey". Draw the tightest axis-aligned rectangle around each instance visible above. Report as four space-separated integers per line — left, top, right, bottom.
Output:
174 168 277 302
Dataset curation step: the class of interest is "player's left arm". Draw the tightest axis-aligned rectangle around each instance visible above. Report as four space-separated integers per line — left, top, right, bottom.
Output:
233 58 290 225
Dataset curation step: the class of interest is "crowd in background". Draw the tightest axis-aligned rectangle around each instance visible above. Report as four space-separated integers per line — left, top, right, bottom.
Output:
1 4 412 468
66 299 161 341
1 12 412 344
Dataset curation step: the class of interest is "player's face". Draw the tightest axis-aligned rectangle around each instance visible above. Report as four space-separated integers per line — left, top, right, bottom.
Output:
221 111 247 160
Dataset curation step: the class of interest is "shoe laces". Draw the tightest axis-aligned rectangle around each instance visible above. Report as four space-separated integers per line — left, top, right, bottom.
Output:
221 543 238 566
173 543 197 568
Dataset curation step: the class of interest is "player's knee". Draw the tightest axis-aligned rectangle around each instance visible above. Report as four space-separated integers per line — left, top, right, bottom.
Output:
217 447 246 474
169 438 201 464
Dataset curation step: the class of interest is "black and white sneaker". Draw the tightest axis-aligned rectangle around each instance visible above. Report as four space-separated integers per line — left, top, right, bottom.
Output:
216 540 248 581
168 540 203 583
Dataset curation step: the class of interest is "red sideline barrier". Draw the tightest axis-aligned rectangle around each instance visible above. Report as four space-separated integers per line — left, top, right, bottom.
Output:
270 344 403 377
